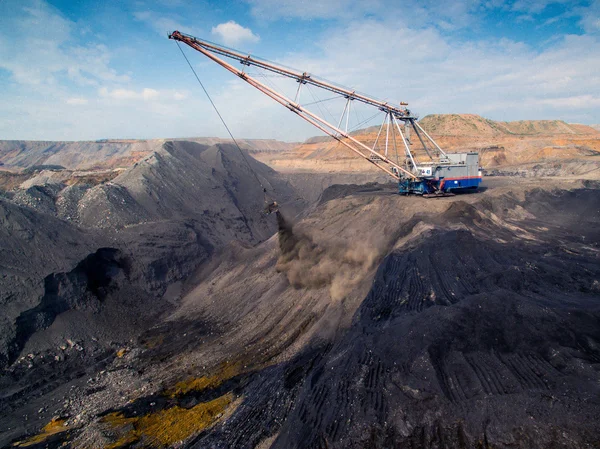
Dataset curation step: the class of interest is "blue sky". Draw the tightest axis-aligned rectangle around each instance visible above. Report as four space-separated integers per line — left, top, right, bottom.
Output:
0 0 598 141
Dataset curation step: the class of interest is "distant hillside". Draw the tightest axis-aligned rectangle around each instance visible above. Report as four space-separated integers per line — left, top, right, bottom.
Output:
0 138 295 171
260 113 600 174
419 114 599 137
6 141 301 235
591 124 600 131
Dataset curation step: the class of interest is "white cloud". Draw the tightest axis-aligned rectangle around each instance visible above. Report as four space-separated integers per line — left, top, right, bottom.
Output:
243 0 396 20
1 0 599 142
244 0 586 33
244 0 481 27
535 94 600 108
577 0 600 33
99 87 138 100
98 87 186 102
173 91 188 100
270 18 600 127
66 97 88 105
211 21 260 46
143 88 160 100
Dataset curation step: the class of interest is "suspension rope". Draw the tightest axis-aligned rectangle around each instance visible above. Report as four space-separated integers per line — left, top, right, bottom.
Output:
348 110 383 133
302 95 341 107
306 84 337 124
246 72 288 78
352 102 362 130
175 41 269 195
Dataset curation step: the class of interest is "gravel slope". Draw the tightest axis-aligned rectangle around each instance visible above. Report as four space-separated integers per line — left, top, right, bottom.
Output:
0 141 306 446
1 156 599 448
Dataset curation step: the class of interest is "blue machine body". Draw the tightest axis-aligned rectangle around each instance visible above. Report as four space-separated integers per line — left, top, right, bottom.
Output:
398 176 482 195
397 151 482 195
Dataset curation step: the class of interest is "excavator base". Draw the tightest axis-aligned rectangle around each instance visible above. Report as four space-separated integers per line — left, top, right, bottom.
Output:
423 192 456 198
399 177 481 198
398 179 437 196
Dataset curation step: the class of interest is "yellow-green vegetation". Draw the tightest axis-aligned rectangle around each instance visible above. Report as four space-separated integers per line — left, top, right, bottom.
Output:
165 361 242 398
13 418 68 447
101 411 137 428
102 393 233 448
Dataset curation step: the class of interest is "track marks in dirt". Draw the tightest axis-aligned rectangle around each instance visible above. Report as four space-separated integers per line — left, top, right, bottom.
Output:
432 350 561 403
362 232 491 320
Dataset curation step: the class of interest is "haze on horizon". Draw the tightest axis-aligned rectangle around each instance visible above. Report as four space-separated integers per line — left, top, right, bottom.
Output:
0 0 599 142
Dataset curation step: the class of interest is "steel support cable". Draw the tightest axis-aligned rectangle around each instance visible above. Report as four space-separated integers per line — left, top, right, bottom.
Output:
253 72 284 101
302 95 341 107
254 70 288 103
175 41 270 198
348 110 383 133
246 72 289 78
305 84 331 122
352 102 362 131
306 84 337 124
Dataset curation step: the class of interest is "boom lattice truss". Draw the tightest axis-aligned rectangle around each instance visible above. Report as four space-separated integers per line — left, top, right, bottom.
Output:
169 31 447 181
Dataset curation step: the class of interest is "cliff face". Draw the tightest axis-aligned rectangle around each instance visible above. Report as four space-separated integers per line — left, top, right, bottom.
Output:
418 114 599 136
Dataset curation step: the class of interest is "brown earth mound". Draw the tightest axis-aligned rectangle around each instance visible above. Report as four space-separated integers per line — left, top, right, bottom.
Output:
256 114 600 177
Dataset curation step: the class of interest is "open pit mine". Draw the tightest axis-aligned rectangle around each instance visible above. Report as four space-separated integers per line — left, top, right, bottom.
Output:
1 32 599 449
1 114 599 448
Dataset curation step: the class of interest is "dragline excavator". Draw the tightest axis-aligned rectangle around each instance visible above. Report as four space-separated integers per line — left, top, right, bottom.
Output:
169 31 482 198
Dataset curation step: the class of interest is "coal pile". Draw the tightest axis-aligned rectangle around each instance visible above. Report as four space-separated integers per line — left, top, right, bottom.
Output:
186 186 600 449
275 226 600 448
0 140 306 447
1 160 599 448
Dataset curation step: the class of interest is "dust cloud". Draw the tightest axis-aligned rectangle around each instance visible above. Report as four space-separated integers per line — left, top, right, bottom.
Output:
275 211 381 301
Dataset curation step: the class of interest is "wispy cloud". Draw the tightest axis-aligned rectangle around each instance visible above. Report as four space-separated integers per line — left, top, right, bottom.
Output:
244 0 482 28
577 0 600 33
66 97 89 105
1 0 598 141
98 87 187 101
245 0 372 20
133 10 200 36
535 94 600 108
0 0 128 88
274 17 600 125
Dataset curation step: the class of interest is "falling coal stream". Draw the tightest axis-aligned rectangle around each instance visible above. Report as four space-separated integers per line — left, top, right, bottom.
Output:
275 210 381 300
276 210 300 256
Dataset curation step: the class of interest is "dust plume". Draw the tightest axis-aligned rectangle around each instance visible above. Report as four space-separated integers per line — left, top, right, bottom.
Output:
275 211 382 301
